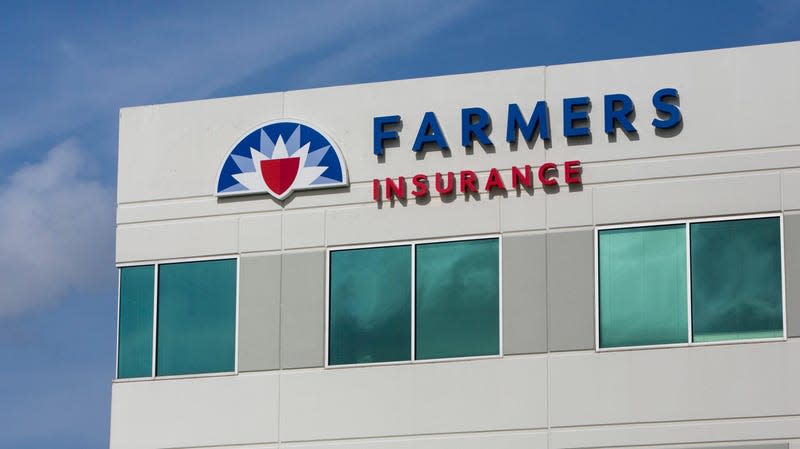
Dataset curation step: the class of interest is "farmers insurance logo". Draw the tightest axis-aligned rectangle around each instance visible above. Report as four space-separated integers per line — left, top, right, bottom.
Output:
216 121 348 200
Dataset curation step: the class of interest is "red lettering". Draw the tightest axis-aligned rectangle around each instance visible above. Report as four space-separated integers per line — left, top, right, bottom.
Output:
565 160 582 184
484 168 507 191
435 172 455 195
538 163 558 186
511 165 532 189
460 170 478 193
411 174 429 197
385 177 406 200
372 179 381 201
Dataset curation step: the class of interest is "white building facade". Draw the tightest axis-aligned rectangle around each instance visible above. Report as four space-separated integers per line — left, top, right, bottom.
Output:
112 42 800 449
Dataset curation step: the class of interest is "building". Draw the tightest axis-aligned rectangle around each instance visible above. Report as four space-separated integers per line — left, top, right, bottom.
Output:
111 41 800 449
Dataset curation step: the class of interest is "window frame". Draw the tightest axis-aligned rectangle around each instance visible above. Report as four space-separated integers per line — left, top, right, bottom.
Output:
114 255 240 382
594 213 787 352
325 234 503 368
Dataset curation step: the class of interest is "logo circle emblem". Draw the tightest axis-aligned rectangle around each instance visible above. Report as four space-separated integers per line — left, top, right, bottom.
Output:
216 121 348 199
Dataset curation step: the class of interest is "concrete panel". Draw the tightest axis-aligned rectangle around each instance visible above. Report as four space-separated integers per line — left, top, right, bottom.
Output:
594 172 781 225
552 416 800 449
116 217 238 263
784 214 800 337
547 229 595 351
238 254 281 372
549 339 800 428
118 92 284 203
115 145 800 227
286 431 548 449
239 213 282 253
116 183 377 225
582 146 800 187
500 192 546 232
327 200 500 246
502 233 547 354
283 209 325 249
546 188 593 229
783 170 800 212
281 250 325 369
279 356 547 442
109 373 279 449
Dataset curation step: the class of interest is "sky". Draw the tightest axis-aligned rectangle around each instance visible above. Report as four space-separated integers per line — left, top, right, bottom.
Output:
0 1 799 447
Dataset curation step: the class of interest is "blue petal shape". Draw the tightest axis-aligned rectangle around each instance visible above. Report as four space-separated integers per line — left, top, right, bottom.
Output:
318 147 343 181
311 176 341 185
220 183 248 193
232 154 254 173
260 130 275 158
286 125 301 155
305 145 330 167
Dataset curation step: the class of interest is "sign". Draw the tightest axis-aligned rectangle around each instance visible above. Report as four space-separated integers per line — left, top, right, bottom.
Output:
215 88 681 203
216 121 348 200
373 88 681 155
373 161 582 201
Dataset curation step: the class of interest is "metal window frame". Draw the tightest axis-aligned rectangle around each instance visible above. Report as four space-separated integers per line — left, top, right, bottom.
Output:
114 254 240 382
594 212 787 352
325 234 503 369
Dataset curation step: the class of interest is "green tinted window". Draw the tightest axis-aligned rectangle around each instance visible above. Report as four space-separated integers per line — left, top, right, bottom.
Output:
415 239 499 359
599 225 688 348
691 217 783 342
156 259 237 376
329 246 412 365
118 266 154 378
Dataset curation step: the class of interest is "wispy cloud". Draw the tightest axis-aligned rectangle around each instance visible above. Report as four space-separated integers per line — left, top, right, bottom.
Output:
0 1 480 155
0 1 484 317
291 0 482 87
0 140 114 317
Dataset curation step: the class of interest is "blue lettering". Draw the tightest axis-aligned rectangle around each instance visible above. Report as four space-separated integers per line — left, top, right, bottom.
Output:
506 102 550 143
604 94 636 134
461 107 492 147
563 97 591 137
373 115 401 155
413 111 449 151
651 88 681 129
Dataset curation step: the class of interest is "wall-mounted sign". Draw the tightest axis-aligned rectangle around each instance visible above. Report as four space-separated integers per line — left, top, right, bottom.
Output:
372 88 681 155
369 88 681 204
373 161 582 202
216 121 348 200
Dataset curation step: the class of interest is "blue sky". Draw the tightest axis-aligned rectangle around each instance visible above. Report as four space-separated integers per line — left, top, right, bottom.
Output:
0 1 798 447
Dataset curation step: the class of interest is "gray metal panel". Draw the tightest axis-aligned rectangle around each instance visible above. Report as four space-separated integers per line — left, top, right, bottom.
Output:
502 233 547 354
784 214 800 337
547 229 595 351
237 254 281 372
281 250 325 369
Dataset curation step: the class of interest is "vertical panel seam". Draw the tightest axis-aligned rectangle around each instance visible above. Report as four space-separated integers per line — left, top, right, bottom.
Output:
278 252 284 445
544 62 552 449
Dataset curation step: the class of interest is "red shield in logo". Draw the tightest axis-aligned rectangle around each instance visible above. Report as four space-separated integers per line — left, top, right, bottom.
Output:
260 157 300 196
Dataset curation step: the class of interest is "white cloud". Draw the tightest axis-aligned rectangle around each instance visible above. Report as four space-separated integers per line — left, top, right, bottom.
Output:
293 0 481 87
0 140 115 317
0 0 481 154
0 1 484 317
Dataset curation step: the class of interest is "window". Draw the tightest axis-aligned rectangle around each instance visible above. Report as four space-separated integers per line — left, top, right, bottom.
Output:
328 245 412 365
596 215 785 350
116 258 238 379
117 265 154 379
327 237 500 366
